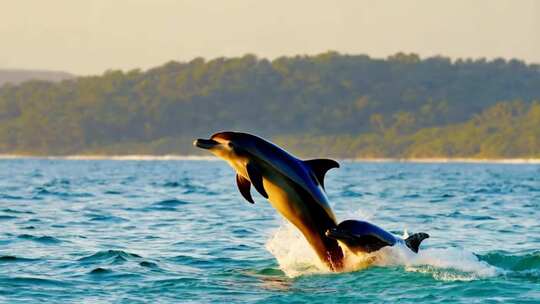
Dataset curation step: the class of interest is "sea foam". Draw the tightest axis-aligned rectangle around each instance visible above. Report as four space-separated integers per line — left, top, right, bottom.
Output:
265 222 499 280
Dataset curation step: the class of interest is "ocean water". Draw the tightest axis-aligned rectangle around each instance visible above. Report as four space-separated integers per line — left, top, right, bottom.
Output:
0 159 539 303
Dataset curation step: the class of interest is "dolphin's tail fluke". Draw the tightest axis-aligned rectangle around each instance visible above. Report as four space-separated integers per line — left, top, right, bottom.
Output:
404 232 429 253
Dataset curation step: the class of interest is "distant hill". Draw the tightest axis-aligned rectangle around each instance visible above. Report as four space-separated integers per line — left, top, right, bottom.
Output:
0 52 539 158
0 69 74 86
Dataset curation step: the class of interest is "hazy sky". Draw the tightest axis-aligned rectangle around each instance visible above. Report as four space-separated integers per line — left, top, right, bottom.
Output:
1 0 539 75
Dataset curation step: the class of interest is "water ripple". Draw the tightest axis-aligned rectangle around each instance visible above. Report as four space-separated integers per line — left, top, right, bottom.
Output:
17 234 62 244
78 250 142 264
0 160 538 302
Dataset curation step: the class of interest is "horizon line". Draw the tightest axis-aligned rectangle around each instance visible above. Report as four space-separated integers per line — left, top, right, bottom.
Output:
2 51 539 77
1 154 539 164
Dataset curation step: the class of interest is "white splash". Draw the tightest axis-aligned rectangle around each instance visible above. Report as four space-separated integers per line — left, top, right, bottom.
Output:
265 223 330 278
265 222 499 281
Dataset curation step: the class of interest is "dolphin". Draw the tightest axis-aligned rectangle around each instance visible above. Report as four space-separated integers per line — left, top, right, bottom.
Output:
194 131 345 270
326 220 429 254
194 131 430 270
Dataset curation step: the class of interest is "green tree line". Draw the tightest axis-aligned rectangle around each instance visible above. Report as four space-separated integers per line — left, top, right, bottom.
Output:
274 100 540 158
0 52 539 158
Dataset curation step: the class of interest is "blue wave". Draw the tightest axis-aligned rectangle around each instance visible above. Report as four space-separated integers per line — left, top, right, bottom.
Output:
0 159 538 302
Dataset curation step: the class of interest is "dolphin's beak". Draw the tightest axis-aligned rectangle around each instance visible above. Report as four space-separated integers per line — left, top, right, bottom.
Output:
194 138 219 150
325 228 354 241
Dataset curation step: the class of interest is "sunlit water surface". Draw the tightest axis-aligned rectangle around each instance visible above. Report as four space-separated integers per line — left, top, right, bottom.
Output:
0 160 539 303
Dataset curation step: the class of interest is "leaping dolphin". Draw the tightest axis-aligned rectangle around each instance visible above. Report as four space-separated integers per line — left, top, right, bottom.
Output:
194 131 429 271
194 131 345 270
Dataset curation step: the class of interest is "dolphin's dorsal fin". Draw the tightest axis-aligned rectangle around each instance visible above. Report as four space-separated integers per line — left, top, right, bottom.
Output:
246 162 268 199
236 174 254 204
303 159 340 190
404 232 429 253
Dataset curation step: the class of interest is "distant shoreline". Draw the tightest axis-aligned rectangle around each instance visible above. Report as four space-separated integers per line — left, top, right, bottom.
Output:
0 154 539 164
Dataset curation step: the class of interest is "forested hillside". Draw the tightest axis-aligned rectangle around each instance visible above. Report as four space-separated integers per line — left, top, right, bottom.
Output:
275 100 540 158
0 52 539 157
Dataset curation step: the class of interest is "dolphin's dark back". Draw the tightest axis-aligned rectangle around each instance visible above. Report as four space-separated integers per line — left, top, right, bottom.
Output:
232 133 335 220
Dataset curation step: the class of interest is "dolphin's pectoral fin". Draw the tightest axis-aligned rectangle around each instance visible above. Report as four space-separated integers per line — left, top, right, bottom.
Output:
404 232 429 253
246 162 268 199
236 174 254 204
303 159 340 190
